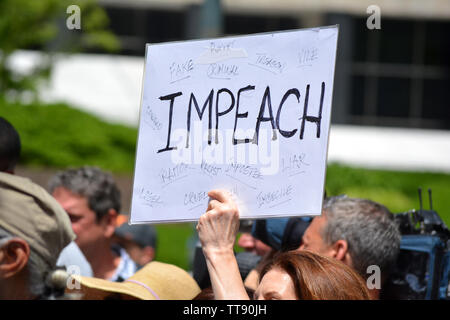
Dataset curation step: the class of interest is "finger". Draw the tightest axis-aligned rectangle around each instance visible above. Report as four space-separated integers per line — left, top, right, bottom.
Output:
205 208 219 217
207 199 221 211
208 189 232 204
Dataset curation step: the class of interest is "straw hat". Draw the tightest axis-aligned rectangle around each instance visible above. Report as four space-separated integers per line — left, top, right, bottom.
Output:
67 261 201 300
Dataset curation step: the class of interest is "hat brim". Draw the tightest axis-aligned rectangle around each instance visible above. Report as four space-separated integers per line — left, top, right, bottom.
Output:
67 261 200 300
68 275 155 300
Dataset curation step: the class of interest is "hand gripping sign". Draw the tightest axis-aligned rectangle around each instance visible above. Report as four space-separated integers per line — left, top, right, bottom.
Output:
130 26 339 224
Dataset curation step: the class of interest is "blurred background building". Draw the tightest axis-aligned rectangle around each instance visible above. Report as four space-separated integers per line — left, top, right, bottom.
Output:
4 0 450 172
11 0 446 172
95 0 450 130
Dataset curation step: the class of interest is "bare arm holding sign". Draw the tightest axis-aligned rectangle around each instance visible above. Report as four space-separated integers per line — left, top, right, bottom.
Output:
196 189 250 300
197 189 372 300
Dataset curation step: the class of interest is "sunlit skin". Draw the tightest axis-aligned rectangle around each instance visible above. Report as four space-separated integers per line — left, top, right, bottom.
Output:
0 238 33 300
52 186 120 279
254 268 297 300
237 233 272 256
298 215 352 267
298 215 333 255
52 187 106 255
113 236 155 267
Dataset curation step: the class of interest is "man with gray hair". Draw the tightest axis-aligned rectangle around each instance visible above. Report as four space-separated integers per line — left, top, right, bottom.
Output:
298 196 401 299
49 166 138 282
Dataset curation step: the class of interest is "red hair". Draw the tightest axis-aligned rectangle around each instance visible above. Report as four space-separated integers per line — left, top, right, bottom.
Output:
259 250 371 300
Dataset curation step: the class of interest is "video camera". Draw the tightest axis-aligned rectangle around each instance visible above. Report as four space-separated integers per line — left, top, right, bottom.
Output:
382 188 450 300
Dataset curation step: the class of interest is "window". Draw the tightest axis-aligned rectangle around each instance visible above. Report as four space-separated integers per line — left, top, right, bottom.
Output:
347 17 450 129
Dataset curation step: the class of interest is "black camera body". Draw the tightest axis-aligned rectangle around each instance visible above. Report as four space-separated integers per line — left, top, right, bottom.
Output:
382 189 450 300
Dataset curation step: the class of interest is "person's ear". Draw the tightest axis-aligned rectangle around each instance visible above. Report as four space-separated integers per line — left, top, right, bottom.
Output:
329 239 349 262
0 238 30 279
103 209 119 238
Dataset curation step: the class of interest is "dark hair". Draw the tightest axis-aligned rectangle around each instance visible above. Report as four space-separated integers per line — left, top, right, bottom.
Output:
48 166 121 222
0 117 21 172
259 251 371 300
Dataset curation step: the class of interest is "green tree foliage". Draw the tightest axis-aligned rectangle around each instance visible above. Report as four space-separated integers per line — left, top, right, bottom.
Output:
0 0 119 98
0 99 136 173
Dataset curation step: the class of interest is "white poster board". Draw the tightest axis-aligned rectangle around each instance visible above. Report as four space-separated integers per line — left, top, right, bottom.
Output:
130 26 339 224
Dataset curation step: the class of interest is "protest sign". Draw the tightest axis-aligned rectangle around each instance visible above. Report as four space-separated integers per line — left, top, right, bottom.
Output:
130 26 339 224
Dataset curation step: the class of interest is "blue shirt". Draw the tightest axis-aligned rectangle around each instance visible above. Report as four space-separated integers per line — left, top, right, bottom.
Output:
57 241 93 277
109 245 139 282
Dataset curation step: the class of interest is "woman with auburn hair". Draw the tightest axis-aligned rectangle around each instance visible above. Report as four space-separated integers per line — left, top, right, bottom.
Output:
197 189 371 300
256 251 371 300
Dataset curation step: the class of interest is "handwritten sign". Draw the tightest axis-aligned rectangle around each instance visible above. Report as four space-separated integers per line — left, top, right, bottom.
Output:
130 26 339 224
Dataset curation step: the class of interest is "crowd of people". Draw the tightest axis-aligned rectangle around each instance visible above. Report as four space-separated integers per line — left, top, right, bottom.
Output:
0 116 402 300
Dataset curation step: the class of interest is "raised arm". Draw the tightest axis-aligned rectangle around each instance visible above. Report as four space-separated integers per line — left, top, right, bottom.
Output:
196 189 250 300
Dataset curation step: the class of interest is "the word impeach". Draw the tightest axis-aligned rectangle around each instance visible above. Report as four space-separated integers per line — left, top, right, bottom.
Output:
157 82 326 154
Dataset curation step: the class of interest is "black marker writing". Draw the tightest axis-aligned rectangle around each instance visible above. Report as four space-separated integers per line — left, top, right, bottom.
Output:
300 82 324 140
276 88 300 138
157 92 182 153
186 90 214 147
215 88 235 144
252 86 277 145
157 83 325 154
257 185 293 208
233 85 254 145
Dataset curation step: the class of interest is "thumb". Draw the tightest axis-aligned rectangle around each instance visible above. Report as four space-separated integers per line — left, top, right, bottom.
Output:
208 189 233 204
